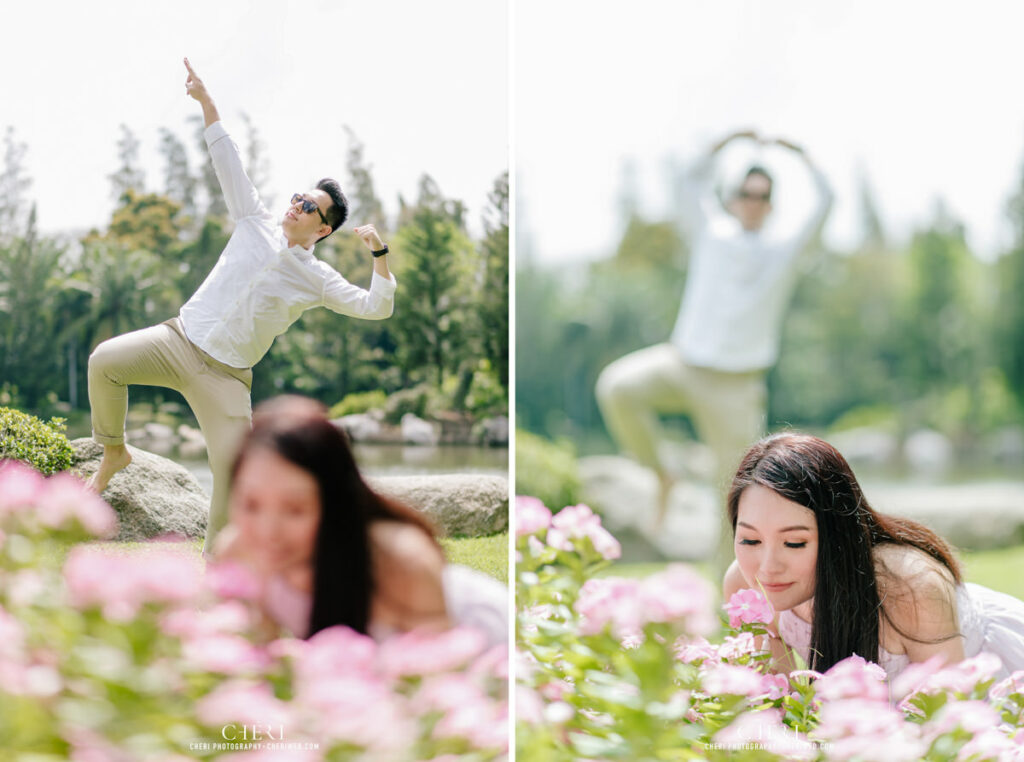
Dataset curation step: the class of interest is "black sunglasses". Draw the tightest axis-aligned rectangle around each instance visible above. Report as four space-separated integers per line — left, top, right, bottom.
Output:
737 190 771 202
291 193 328 225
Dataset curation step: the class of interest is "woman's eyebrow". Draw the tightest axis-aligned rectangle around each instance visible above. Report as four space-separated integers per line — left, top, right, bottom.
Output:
736 522 812 532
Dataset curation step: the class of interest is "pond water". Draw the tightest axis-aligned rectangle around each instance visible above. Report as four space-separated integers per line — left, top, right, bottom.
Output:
178 443 508 496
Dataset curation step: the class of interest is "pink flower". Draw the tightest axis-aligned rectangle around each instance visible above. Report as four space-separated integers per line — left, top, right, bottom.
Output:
64 547 203 620
916 652 1004 696
182 634 269 675
546 503 622 560
292 625 377 682
675 636 717 664
35 473 117 537
639 564 716 636
516 496 552 536
890 654 946 700
376 626 487 678
575 577 642 638
814 654 888 702
989 669 1024 700
761 672 792 700
724 588 774 628
196 679 292 727
718 631 762 660
815 698 924 761
701 663 765 697
0 461 45 514
924 700 1001 738
204 560 263 600
516 684 545 725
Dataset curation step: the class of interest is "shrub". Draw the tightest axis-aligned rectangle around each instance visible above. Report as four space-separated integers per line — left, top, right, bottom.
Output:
515 430 581 510
383 384 436 424
328 389 389 419
0 406 74 475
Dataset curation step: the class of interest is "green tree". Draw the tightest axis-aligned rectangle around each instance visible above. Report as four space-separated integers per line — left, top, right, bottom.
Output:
390 175 475 388
158 127 198 220
998 158 1024 410
0 126 31 240
108 124 145 200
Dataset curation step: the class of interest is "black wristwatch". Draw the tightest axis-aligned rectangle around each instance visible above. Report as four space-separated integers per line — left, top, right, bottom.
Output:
372 245 389 258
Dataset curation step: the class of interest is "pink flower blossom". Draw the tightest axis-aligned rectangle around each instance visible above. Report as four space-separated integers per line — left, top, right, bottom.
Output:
700 663 765 697
195 679 292 727
916 651 1004 697
815 698 924 761
814 654 888 702
675 636 717 664
760 672 792 700
890 653 946 700
718 631 763 661
182 634 269 675
575 577 642 638
376 626 487 678
546 503 621 560
35 473 117 537
989 669 1024 700
516 496 552 536
516 684 545 725
924 700 1002 738
639 564 717 636
0 461 45 514
64 547 203 620
724 588 774 628
292 625 377 682
204 560 263 600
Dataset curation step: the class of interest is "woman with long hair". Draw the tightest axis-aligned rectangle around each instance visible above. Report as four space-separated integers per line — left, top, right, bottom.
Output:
722 432 1024 677
215 395 507 644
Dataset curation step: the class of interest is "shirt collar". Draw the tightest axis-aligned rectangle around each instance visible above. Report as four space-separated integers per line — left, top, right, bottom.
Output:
277 227 315 261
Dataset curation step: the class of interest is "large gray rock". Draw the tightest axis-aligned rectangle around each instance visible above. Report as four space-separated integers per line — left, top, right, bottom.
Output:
370 474 508 537
70 438 208 542
401 413 441 445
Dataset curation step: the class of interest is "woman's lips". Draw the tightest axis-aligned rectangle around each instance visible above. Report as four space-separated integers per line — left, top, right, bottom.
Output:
761 582 794 592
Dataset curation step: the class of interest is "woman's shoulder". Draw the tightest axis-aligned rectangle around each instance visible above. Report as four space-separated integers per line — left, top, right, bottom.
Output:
873 542 957 592
370 520 445 572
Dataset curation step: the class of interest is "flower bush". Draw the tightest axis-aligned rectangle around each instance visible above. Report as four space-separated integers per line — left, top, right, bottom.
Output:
516 495 1024 761
0 460 508 761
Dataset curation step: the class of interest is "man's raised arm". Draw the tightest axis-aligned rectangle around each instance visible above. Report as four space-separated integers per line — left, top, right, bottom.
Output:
184 58 265 222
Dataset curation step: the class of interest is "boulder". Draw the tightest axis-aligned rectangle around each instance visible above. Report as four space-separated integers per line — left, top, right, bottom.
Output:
336 413 384 442
577 455 719 560
904 429 953 474
476 415 510 447
371 474 508 537
70 438 208 542
401 413 441 445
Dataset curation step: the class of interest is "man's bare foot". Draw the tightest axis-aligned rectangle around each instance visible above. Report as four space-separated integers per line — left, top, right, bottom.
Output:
85 445 132 493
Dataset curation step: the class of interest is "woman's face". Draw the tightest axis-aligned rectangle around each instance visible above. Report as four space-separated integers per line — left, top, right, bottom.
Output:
734 484 818 612
230 447 321 574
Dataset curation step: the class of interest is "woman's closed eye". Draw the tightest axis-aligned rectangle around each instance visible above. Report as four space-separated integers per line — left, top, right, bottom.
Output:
738 538 807 548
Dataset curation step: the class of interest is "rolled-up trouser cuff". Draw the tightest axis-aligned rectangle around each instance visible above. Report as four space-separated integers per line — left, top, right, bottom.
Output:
92 432 126 446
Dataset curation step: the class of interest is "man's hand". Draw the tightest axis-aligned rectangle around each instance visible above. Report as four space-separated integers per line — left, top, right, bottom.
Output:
355 224 392 280
184 58 211 102
184 58 221 127
770 137 805 154
711 129 758 155
354 224 386 252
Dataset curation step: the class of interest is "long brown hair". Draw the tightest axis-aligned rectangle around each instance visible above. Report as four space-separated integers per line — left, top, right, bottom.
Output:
231 395 440 637
727 433 961 671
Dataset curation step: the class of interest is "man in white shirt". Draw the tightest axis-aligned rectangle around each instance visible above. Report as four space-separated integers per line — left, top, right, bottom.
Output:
596 130 832 563
86 59 397 553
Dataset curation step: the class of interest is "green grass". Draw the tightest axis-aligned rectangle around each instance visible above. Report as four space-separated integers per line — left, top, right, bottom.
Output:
961 545 1024 600
442 533 509 584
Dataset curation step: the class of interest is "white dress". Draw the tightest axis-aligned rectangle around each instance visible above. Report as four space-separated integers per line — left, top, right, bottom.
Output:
265 564 508 647
777 582 1024 680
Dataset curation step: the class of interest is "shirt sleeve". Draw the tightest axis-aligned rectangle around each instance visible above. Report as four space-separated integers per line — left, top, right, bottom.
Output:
204 121 268 222
321 269 397 319
675 154 721 241
789 164 835 270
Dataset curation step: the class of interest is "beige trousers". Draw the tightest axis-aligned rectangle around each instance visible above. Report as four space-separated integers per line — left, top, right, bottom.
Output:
595 343 766 567
88 317 252 553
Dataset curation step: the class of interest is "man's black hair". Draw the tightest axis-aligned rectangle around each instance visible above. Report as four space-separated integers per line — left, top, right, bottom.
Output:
315 178 349 242
743 165 773 199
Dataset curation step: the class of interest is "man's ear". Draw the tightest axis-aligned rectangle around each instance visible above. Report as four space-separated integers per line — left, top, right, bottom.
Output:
319 224 333 240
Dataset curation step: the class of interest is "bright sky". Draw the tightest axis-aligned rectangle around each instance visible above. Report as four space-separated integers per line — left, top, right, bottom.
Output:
514 0 1024 264
1 0 507 239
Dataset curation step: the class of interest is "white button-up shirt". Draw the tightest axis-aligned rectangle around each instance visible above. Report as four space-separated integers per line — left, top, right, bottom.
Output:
670 158 832 372
178 121 396 369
